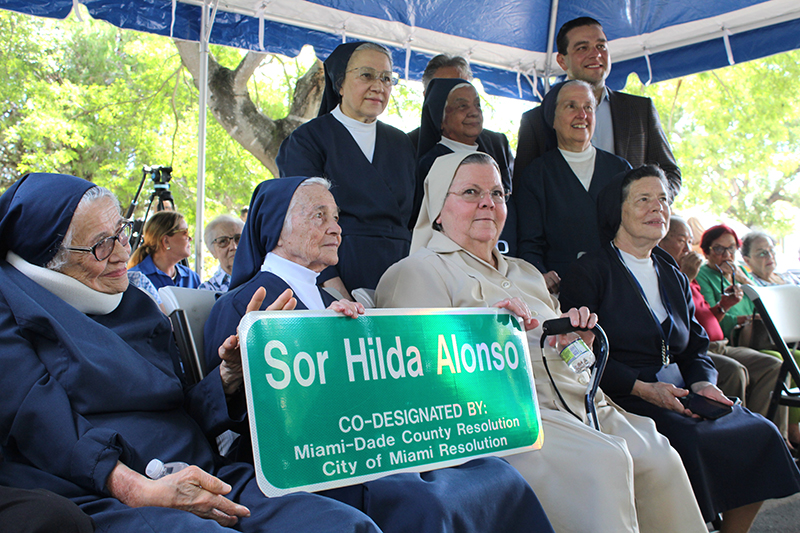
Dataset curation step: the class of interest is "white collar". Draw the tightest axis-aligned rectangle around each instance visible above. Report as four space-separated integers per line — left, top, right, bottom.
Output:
331 104 377 131
7 251 123 315
439 137 479 152
260 252 325 310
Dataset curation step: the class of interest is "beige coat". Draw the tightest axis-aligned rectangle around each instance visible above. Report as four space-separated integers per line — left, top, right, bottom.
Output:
376 232 706 533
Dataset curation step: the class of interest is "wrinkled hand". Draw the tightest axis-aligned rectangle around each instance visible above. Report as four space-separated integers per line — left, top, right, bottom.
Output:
219 288 297 395
493 297 540 331
328 298 365 318
679 252 703 281
632 380 690 415
543 271 561 294
691 382 733 406
109 462 249 527
719 285 743 310
550 306 597 348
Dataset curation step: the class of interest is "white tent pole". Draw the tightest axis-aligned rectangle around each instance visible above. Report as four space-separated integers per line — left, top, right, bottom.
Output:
543 0 559 92
194 0 213 275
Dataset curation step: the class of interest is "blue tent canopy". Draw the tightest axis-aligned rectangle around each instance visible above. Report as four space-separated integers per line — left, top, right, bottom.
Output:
3 0 800 101
4 0 799 272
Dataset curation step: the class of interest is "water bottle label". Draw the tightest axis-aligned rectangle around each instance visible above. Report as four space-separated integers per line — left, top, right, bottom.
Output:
559 338 593 373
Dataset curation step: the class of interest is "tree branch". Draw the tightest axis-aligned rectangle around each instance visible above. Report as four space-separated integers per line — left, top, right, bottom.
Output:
173 39 324 177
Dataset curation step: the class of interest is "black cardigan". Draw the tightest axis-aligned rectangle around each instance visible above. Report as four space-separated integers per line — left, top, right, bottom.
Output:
560 244 716 397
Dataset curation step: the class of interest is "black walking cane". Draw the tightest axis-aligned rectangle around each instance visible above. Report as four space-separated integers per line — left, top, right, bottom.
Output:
539 318 609 430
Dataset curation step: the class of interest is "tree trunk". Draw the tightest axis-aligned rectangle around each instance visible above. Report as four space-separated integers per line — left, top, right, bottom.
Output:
174 40 324 177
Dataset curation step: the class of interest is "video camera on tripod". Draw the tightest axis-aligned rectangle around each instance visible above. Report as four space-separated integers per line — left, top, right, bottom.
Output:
125 165 176 252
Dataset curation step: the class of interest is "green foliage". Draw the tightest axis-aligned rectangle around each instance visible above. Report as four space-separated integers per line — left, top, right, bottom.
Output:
0 10 310 274
623 50 800 237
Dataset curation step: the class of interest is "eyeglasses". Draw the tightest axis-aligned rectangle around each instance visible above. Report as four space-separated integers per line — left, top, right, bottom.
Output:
754 248 776 259
212 233 241 248
710 245 737 256
65 220 133 261
169 228 190 238
347 66 399 87
446 188 510 205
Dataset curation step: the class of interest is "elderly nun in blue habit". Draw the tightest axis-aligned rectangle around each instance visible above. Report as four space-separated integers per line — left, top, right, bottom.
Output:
276 41 416 295
0 173 385 533
204 176 555 533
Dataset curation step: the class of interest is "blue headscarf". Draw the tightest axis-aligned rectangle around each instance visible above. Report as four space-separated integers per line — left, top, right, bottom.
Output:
417 77 472 160
317 41 366 117
0 173 95 267
229 177 311 290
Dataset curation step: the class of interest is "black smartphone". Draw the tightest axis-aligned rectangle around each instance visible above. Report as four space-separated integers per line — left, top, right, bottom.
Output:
679 392 733 419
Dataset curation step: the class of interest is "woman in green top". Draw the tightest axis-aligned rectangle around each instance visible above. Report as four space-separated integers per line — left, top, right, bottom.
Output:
694 224 755 341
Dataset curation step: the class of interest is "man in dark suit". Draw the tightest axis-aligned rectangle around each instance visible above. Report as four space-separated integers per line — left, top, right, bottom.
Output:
513 17 681 195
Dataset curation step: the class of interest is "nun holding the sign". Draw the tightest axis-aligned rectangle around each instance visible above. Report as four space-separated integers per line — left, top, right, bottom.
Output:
0 173 386 533
374 151 708 533
204 175 555 533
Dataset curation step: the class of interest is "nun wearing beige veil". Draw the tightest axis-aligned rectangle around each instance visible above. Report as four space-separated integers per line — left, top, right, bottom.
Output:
376 151 707 533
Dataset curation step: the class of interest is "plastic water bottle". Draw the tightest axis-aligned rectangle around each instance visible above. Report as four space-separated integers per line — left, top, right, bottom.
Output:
557 332 595 374
146 458 189 480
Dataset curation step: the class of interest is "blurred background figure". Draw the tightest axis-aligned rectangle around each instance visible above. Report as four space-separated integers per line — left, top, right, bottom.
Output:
659 216 787 440
199 214 243 292
128 211 200 289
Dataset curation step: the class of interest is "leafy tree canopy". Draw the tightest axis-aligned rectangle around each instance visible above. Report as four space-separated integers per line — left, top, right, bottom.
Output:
625 49 800 237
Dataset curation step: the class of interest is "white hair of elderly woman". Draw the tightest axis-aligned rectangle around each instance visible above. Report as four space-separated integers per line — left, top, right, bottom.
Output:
282 177 332 234
203 214 244 251
46 186 119 272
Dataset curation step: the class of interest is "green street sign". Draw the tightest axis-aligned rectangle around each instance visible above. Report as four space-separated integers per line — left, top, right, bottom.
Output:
239 308 542 497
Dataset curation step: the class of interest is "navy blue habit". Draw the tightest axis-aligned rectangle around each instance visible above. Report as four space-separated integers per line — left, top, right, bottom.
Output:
205 176 555 533
0 174 383 533
560 171 800 521
276 42 416 292
513 81 630 276
415 78 517 256
514 148 630 276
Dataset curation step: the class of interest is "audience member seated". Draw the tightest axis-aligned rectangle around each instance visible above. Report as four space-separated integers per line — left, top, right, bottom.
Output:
199 214 243 292
659 216 787 437
416 77 517 255
204 175 554 533
0 173 387 532
376 152 707 533
127 269 164 309
741 230 800 446
694 224 756 342
515 80 630 292
128 210 200 289
561 165 800 530
0 485 95 533
743 231 800 286
277 41 416 295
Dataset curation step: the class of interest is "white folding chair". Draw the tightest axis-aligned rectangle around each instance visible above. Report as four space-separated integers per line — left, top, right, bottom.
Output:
159 286 219 385
742 284 800 420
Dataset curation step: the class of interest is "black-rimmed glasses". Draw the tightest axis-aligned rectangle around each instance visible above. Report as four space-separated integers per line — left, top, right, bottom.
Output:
65 220 133 261
211 233 241 248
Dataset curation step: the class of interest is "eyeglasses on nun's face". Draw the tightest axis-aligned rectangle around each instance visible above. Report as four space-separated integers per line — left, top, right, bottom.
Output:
65 220 133 261
446 187 510 205
346 66 399 86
